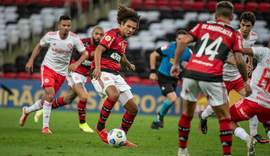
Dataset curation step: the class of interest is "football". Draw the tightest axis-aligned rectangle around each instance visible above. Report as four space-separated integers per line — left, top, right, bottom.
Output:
107 128 126 148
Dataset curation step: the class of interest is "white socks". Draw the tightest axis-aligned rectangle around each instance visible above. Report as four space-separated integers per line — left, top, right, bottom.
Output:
26 100 42 114
249 116 258 136
267 131 270 140
235 127 249 142
201 105 215 120
43 100 52 129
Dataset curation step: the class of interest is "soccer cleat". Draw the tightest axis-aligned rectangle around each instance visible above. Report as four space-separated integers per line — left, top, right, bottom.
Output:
198 111 207 134
253 134 269 144
19 106 29 126
34 109 43 123
95 125 108 143
156 112 164 128
79 122 94 133
178 148 189 156
247 136 257 156
150 122 160 130
42 127 52 134
124 140 137 147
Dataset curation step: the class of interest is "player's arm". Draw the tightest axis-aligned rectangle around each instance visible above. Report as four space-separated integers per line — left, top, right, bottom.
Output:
171 34 194 78
68 50 88 72
243 48 253 56
247 55 253 76
225 57 236 65
25 43 43 73
149 51 160 81
92 45 106 79
121 54 135 71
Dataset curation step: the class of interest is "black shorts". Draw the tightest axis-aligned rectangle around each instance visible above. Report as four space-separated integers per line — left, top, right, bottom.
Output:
157 72 178 96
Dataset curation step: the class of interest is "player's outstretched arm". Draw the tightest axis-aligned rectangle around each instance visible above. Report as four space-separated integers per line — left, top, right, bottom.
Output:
92 45 106 80
121 54 135 71
170 34 193 78
25 43 43 73
243 48 254 57
68 50 88 72
234 52 252 97
149 51 160 82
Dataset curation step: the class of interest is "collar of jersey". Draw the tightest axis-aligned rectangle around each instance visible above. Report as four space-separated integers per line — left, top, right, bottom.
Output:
216 19 230 24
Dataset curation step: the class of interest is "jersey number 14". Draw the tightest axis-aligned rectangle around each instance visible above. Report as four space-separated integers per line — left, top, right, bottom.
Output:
196 33 223 61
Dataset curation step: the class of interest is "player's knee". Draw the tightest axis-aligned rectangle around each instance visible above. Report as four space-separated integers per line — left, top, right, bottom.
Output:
80 94 88 102
169 97 177 104
109 92 120 101
129 106 139 115
64 97 73 104
46 94 55 102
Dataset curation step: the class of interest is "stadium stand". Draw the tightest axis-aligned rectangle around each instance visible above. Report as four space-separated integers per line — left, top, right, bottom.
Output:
1 0 270 86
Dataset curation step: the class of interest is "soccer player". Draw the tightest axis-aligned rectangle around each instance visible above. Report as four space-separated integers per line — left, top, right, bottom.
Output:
170 1 252 156
20 15 88 133
91 4 140 146
33 26 104 133
198 12 269 143
230 45 270 155
149 30 192 129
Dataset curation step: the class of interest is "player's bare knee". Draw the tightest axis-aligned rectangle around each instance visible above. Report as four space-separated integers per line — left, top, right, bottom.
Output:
129 105 139 115
64 97 73 104
46 94 55 102
109 92 120 101
79 94 88 102
169 96 177 104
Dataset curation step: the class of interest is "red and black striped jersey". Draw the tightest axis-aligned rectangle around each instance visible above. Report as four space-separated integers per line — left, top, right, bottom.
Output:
70 38 96 76
184 20 244 82
91 28 127 74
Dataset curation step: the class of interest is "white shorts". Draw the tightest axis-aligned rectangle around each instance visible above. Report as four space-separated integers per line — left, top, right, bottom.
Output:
66 71 87 88
181 78 229 107
91 71 132 106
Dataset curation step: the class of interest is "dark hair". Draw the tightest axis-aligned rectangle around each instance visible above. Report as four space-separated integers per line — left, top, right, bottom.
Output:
215 1 234 18
176 30 187 36
59 15 71 22
240 12 256 25
117 4 140 28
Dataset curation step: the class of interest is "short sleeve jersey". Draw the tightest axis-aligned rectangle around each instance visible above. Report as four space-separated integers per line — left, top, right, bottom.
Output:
91 28 127 74
184 20 244 82
156 43 192 77
70 38 96 76
223 30 258 81
245 47 270 109
40 31 85 76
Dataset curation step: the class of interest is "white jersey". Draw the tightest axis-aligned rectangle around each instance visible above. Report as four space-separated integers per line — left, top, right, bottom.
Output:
223 30 258 81
246 47 270 109
40 31 85 76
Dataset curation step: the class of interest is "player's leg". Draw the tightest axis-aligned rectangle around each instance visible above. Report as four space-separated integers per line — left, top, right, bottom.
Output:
198 105 214 134
119 90 138 146
178 78 200 156
264 124 270 143
73 82 94 132
230 99 258 155
41 86 55 133
200 81 232 156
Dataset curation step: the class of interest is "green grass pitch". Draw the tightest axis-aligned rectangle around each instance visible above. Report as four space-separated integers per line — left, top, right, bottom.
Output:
0 108 269 156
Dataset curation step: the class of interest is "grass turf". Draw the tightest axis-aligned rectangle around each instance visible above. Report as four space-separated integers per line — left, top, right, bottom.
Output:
0 108 269 156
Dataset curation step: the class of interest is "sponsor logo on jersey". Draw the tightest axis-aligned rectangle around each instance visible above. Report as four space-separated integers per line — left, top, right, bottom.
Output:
52 48 70 53
75 77 79 80
105 35 111 41
68 43 73 49
161 45 169 50
45 78 49 83
90 51 94 56
170 58 174 64
266 59 270 65
110 52 121 62
53 43 56 46
104 77 110 81
161 86 165 90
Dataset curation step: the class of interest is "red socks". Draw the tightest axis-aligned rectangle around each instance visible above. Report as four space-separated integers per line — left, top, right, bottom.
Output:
78 100 87 124
121 111 136 134
219 118 232 156
98 97 117 124
178 113 193 148
52 97 66 109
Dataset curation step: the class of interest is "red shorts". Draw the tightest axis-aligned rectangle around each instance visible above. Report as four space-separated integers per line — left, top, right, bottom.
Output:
230 98 270 126
40 64 65 94
224 77 244 93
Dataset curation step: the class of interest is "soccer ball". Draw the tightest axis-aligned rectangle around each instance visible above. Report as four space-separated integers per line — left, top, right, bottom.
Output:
107 128 126 148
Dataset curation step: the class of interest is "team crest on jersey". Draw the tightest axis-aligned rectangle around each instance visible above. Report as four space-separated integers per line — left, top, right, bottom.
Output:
75 77 79 80
91 51 94 56
45 78 49 83
105 35 111 41
67 43 73 49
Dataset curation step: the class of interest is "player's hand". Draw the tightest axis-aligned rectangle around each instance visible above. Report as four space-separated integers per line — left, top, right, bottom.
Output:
126 64 135 71
170 64 180 78
246 63 253 76
244 82 252 97
68 63 79 72
25 61 33 73
92 68 101 80
149 73 158 82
